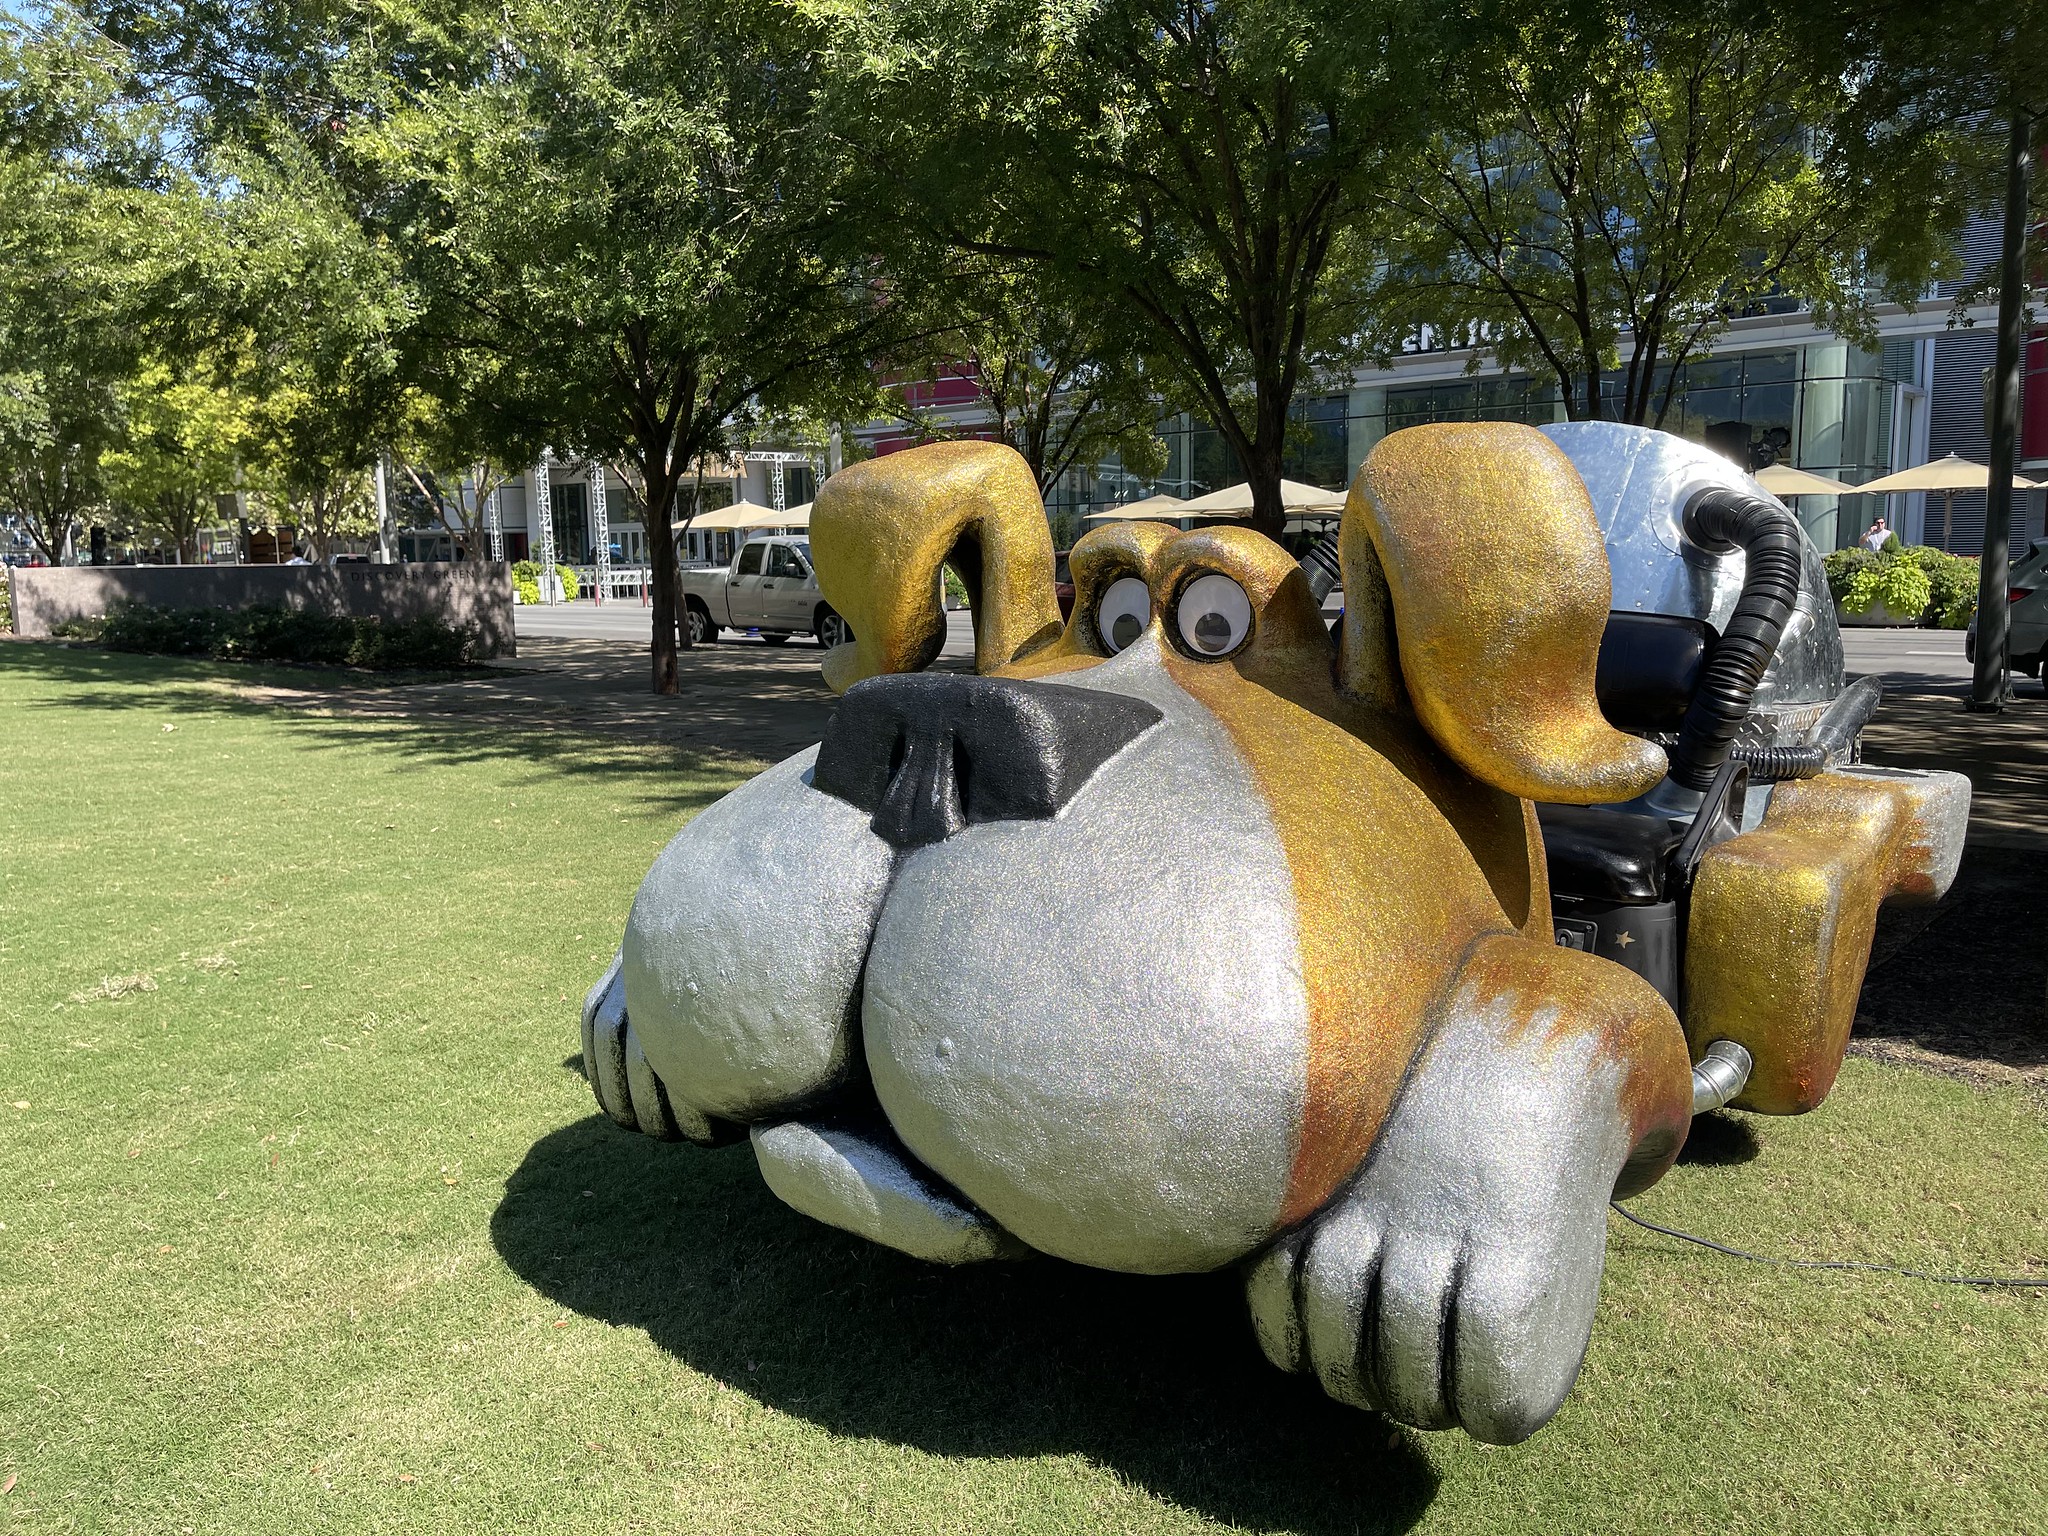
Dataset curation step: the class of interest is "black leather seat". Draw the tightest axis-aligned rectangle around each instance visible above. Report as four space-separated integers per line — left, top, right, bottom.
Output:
1535 803 1687 904
1538 612 1715 906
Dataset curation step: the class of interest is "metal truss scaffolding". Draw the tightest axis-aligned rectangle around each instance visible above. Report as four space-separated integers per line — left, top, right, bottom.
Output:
589 458 611 604
533 451 556 603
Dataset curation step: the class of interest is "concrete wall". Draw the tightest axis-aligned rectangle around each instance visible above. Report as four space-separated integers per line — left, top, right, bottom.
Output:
6 563 516 659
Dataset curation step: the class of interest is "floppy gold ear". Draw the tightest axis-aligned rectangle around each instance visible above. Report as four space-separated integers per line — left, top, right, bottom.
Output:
1340 422 1665 804
809 441 1065 693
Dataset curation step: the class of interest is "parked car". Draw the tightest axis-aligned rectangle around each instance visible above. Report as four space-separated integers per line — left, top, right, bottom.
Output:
680 534 852 648
1053 550 1075 620
1965 536 2048 685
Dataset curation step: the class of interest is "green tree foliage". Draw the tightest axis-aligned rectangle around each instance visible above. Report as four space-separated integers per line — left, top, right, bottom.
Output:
825 0 1478 537
0 9 195 560
216 143 406 560
889 269 1168 497
99 360 255 561
4 7 401 566
1782 3 2044 421
339 0 903 691
1383 0 1982 425
389 391 535 564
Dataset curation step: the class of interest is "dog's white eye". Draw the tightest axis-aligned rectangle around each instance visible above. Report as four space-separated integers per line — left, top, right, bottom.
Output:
1175 572 1253 657
1096 576 1151 653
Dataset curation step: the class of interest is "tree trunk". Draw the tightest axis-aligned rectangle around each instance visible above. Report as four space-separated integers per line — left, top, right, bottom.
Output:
1968 103 2033 713
644 467 682 695
1245 454 1287 542
1245 393 1289 542
24 509 67 564
304 492 329 561
17 469 75 563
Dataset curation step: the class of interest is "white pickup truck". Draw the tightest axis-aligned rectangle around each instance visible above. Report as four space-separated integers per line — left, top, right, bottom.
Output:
679 535 853 649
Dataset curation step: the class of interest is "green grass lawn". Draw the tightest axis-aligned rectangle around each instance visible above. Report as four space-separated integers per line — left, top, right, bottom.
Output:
2 644 2044 1536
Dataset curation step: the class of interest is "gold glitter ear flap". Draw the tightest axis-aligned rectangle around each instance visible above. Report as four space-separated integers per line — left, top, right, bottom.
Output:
809 442 1065 693
1341 422 1666 805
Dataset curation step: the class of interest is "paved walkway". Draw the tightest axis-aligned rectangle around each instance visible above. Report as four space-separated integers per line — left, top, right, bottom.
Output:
1847 633 2048 852
240 631 847 765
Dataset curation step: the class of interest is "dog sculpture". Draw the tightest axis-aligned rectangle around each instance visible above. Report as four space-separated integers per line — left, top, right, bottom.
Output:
581 423 1967 1443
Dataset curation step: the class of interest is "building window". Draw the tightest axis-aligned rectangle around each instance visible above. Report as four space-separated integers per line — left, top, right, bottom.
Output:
550 481 590 563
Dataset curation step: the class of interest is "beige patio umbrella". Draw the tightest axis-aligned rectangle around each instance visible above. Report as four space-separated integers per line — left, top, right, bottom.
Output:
686 499 780 530
1082 493 1187 521
1753 464 1858 498
735 500 812 529
1176 478 1347 517
1849 455 2042 551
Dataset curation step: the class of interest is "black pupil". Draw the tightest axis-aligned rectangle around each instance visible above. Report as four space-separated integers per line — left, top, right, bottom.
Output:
1111 612 1144 649
1193 610 1233 652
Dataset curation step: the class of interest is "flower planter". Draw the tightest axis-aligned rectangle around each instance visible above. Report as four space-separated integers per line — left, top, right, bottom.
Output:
1834 598 1921 628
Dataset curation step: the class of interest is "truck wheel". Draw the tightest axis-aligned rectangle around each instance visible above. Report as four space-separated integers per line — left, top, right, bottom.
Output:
761 632 791 647
817 610 852 649
686 603 717 646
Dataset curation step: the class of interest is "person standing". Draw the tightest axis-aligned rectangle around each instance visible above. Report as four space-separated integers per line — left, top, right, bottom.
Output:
1860 516 1892 552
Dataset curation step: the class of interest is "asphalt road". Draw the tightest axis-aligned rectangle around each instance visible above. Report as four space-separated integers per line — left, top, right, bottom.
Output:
517 602 1977 684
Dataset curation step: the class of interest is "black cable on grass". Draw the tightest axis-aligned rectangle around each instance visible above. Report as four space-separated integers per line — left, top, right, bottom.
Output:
1611 1203 2048 1290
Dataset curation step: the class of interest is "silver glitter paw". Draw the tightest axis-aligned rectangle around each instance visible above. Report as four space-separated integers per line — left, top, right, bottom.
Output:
1244 969 1657 1445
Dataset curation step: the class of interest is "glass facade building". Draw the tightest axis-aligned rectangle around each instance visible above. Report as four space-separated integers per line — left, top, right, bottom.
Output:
1062 338 1927 551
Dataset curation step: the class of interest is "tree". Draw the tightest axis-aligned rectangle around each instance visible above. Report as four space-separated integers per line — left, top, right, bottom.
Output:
197 136 407 560
389 392 533 562
829 0 1480 538
1382 0 1979 424
1787 0 2048 707
0 9 182 561
100 360 254 561
348 0 904 692
886 269 1168 501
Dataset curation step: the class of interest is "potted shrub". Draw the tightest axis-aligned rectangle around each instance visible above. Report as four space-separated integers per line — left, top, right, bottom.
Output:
1822 539 1979 629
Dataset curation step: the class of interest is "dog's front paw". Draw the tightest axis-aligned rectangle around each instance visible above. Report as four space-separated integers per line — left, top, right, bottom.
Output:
1245 1170 1611 1444
581 953 741 1146
1245 934 1692 1443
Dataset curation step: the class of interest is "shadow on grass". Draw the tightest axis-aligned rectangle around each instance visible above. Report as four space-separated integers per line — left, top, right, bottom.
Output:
1 641 747 820
1677 1112 1761 1167
493 1118 1440 1535
1856 845 2048 1084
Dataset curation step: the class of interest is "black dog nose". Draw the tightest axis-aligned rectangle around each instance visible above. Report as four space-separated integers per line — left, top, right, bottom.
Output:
811 673 1163 848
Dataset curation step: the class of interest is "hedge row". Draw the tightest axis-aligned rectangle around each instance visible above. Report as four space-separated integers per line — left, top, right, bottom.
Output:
510 559 580 605
59 603 482 669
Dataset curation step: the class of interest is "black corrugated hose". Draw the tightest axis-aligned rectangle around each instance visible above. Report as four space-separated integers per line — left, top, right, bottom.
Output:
1298 530 1343 604
1667 488 1808 792
1731 742 1828 782
1730 669 1887 782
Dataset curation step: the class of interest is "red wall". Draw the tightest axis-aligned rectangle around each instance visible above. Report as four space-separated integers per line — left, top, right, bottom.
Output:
2023 329 2048 465
869 362 994 457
